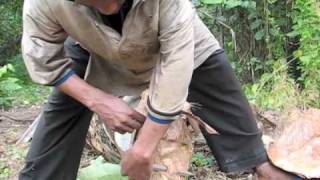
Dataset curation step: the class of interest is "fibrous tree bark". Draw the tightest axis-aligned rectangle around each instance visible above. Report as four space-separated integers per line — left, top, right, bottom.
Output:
86 90 217 180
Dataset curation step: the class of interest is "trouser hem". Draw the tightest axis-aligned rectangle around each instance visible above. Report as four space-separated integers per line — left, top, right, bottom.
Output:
219 149 268 173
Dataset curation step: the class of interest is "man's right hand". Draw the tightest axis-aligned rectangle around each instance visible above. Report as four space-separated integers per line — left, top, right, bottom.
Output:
89 90 145 134
57 74 145 134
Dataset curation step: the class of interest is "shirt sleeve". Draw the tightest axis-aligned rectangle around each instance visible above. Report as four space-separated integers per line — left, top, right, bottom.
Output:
147 0 195 123
22 0 72 86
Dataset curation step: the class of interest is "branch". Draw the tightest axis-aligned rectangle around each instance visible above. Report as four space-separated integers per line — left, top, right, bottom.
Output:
216 20 237 54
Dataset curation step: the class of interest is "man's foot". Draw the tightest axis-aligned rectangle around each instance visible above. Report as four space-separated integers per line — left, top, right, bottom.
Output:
255 162 297 180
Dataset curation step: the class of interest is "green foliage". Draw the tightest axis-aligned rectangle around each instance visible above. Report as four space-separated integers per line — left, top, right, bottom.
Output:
0 0 22 42
290 0 320 107
198 0 320 109
0 0 23 63
78 156 128 180
0 144 28 179
0 64 22 106
191 152 215 167
245 59 302 110
0 165 11 179
197 0 291 83
0 1 48 107
0 54 50 107
200 0 256 9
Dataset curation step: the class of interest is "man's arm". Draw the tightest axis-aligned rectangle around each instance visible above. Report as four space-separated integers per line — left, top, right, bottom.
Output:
134 0 195 155
22 0 71 86
121 0 195 179
57 75 145 133
22 0 145 133
146 0 195 123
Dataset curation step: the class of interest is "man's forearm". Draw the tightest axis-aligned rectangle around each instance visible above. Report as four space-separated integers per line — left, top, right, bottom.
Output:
133 118 170 157
58 74 168 155
57 74 113 109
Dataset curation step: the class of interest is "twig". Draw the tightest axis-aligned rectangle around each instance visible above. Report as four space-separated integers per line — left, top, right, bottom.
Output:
16 113 42 144
198 9 237 54
0 113 34 122
216 20 237 54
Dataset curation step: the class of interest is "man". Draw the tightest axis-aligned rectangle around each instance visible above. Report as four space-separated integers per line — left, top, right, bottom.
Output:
19 0 295 179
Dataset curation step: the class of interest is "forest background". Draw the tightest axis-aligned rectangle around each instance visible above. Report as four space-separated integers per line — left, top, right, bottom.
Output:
1 0 319 110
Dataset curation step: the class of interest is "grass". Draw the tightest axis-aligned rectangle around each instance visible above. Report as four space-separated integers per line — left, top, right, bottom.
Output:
0 144 28 179
191 152 215 167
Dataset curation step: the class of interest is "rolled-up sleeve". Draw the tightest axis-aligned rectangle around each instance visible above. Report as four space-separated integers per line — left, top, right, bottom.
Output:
22 0 72 86
147 0 195 124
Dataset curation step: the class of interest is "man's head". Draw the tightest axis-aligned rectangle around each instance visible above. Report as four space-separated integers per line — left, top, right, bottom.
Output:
75 0 126 15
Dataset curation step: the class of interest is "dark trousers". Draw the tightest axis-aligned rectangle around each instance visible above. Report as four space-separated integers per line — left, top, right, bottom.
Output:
19 39 267 180
188 50 267 172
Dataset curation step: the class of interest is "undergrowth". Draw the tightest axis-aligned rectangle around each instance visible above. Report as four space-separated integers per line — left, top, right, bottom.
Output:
0 54 50 108
198 0 320 110
244 59 303 111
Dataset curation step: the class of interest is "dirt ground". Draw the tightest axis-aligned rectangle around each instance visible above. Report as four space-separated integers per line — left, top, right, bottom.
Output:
0 106 40 180
0 106 255 180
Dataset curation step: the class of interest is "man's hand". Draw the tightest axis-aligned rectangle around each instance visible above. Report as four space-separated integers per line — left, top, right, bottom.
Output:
89 89 145 134
121 117 171 180
121 148 152 180
96 96 145 133
57 74 145 134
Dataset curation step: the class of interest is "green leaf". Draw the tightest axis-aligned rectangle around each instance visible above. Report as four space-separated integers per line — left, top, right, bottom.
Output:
286 31 300 38
78 156 128 180
255 29 265 40
250 19 262 30
248 12 258 20
224 0 256 9
241 1 256 9
224 0 243 9
0 78 22 92
267 0 278 4
251 84 259 94
269 28 280 37
293 50 303 58
6 64 15 72
0 64 15 79
201 0 224 4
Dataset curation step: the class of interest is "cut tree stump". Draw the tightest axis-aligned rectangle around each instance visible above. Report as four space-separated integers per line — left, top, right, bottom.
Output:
267 108 320 179
15 91 216 180
17 95 320 179
86 90 217 180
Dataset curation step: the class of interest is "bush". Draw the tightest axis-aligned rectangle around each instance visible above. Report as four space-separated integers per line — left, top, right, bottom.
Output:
290 0 320 107
0 54 50 108
0 0 23 64
244 59 302 110
0 64 22 106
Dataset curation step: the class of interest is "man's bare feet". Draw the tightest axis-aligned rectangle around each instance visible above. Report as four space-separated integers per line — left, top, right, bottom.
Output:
255 162 296 180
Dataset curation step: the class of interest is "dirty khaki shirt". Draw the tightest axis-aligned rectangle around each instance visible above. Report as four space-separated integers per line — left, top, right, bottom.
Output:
22 0 221 121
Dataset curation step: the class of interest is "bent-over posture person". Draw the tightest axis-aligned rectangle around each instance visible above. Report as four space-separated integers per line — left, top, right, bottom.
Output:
20 0 295 179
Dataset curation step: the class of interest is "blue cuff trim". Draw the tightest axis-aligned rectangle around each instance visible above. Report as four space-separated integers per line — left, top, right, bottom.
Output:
292 177 302 180
54 70 76 86
147 114 174 125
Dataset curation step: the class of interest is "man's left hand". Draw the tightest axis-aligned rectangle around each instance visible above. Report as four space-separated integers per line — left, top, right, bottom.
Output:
121 148 152 180
121 117 171 180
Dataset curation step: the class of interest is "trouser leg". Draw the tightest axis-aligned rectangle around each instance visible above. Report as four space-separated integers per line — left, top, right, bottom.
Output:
19 38 92 180
188 50 268 172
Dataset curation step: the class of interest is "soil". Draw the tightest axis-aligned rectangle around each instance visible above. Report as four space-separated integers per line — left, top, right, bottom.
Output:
0 106 258 180
0 105 41 180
